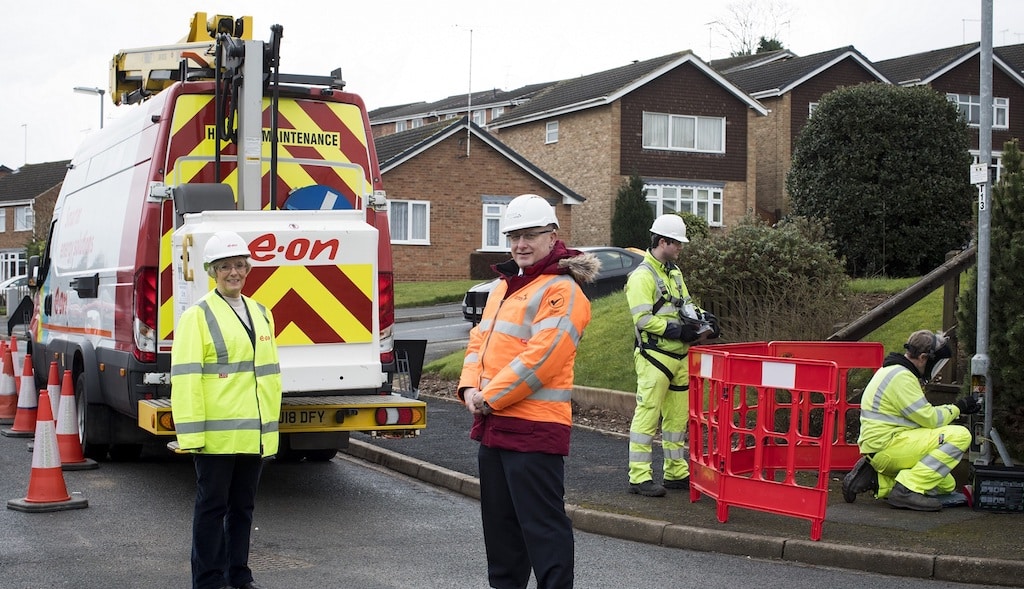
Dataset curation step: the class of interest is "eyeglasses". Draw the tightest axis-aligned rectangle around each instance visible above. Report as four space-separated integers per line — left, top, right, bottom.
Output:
213 260 249 273
506 229 553 243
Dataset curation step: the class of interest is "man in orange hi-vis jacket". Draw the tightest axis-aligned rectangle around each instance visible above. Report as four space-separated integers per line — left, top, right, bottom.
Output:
459 194 597 589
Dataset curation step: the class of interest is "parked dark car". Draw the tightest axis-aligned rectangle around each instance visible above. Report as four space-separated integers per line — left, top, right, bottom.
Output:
461 246 645 324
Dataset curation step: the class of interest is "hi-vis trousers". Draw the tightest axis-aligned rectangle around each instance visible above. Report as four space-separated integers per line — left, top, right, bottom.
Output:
628 348 689 484
868 424 971 498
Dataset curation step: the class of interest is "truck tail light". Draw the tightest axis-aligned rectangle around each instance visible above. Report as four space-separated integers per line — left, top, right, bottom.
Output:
378 270 395 365
133 266 157 363
375 407 424 426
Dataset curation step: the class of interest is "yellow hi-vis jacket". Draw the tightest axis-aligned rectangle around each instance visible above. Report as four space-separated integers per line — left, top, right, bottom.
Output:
171 291 282 456
857 357 962 454
626 250 696 359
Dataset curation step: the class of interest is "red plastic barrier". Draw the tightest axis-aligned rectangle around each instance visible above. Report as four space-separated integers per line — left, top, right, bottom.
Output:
766 341 883 470
688 343 842 540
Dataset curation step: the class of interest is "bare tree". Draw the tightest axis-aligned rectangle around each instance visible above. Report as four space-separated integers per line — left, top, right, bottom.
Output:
712 0 793 57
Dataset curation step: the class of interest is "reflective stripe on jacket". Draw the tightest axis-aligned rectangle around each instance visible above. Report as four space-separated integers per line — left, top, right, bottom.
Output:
171 291 282 456
857 362 961 454
459 273 591 455
625 250 694 356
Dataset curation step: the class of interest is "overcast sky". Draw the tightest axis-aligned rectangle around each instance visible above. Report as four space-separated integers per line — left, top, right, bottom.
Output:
2 0 1022 169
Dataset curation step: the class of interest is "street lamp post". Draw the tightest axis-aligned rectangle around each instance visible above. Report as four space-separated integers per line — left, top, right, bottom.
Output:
73 86 105 129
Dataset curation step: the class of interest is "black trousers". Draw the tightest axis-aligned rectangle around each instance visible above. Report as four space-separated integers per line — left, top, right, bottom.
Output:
477 445 574 589
191 454 264 589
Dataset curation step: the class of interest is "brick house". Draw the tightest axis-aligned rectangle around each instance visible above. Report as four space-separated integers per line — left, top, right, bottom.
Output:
486 51 768 246
721 47 890 221
875 42 1024 176
0 160 68 281
375 117 584 281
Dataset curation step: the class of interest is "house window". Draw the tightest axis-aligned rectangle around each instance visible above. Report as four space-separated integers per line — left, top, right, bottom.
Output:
388 200 430 245
482 204 506 251
545 121 559 144
491 106 504 119
0 209 6 233
14 206 32 232
645 183 724 227
411 118 423 129
808 102 819 116
445 113 458 120
642 112 725 153
395 120 407 133
947 93 1009 128
472 110 486 125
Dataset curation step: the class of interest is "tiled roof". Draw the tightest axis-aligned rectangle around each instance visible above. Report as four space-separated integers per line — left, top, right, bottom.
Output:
0 160 70 203
873 43 978 85
725 46 886 97
369 82 556 123
710 49 796 74
995 43 1024 76
375 117 584 204
375 119 461 165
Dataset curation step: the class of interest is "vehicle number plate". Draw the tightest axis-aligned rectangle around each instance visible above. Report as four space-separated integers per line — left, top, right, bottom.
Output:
279 409 328 426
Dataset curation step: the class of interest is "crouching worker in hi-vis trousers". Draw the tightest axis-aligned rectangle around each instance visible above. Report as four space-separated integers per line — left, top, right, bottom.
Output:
172 230 282 589
843 330 980 511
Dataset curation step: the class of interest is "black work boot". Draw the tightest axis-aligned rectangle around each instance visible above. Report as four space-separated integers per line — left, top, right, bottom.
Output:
663 476 690 490
887 482 942 511
628 480 666 497
842 456 878 503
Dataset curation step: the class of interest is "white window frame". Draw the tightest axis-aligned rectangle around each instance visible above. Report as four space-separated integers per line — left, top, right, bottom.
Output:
808 102 819 116
645 183 724 227
481 203 507 251
14 205 32 232
545 121 559 144
395 120 407 133
472 110 486 125
0 209 6 233
642 111 725 153
411 118 423 129
387 200 430 245
491 106 504 119
947 93 1009 128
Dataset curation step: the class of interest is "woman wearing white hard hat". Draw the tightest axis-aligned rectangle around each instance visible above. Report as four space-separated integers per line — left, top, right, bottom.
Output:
171 230 282 589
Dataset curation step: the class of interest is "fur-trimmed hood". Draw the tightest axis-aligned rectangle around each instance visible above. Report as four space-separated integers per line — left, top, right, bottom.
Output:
559 251 600 284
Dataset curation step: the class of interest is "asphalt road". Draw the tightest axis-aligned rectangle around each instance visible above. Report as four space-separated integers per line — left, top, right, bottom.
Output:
0 437 1002 589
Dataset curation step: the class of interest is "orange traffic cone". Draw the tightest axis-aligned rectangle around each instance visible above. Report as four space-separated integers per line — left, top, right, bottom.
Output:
1 354 37 438
56 370 98 471
0 342 14 425
9 335 23 383
45 362 60 426
7 390 89 512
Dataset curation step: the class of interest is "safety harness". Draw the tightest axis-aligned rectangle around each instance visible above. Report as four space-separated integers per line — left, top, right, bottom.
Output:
633 260 690 390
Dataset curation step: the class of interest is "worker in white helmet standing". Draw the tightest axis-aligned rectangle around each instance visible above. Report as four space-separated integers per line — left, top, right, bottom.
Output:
625 214 719 497
171 230 282 589
459 194 597 589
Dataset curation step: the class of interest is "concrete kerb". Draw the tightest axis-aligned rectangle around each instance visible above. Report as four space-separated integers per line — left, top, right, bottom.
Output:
344 438 1024 588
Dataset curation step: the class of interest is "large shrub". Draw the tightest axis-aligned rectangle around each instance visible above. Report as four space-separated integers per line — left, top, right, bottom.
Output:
787 83 973 278
958 139 1024 459
679 215 850 342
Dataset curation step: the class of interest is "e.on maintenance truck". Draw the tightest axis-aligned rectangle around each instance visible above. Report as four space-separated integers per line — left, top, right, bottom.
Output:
27 11 426 461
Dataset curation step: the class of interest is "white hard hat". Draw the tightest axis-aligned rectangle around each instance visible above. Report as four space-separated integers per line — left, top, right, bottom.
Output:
502 194 559 234
203 231 251 265
650 214 689 243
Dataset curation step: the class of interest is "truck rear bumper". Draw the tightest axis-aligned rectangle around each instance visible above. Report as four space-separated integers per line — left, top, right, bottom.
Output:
138 394 426 435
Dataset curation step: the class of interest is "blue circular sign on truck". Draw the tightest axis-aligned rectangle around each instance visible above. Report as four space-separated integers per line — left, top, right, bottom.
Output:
283 185 353 210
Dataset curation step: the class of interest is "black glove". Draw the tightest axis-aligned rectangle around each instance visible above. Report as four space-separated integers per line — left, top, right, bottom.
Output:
955 395 981 415
663 323 683 340
703 312 721 339
678 323 701 343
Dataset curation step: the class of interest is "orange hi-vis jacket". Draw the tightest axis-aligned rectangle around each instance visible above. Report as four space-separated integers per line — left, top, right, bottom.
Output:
459 245 596 455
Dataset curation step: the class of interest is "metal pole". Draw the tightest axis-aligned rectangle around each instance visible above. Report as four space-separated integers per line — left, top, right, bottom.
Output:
973 0 994 465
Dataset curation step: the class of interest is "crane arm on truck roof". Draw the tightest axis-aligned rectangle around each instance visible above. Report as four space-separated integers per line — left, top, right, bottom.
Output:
109 12 253 106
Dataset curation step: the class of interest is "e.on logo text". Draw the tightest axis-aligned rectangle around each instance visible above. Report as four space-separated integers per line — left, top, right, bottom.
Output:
248 233 341 263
